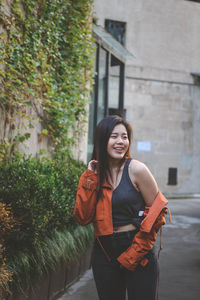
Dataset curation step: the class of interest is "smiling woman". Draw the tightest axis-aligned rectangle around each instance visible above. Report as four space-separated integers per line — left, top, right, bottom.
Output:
74 115 169 300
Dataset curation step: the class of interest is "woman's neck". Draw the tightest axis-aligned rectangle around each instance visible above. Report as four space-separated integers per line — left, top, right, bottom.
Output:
108 155 127 168
107 158 126 185
108 158 123 170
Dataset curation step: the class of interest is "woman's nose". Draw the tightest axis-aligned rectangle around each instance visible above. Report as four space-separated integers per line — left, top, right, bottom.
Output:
116 137 123 143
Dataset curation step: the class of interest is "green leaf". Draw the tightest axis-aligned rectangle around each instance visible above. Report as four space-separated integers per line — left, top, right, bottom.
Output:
41 129 48 136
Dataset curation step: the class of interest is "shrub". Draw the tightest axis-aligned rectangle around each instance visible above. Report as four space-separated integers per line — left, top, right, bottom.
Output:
0 245 12 294
0 156 86 251
0 156 92 294
0 202 19 292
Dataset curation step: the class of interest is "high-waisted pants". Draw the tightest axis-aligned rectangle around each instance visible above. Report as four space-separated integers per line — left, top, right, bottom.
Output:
91 230 158 300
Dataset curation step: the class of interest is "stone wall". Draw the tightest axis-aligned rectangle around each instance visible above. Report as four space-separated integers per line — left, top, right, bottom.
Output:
0 103 51 157
93 0 200 73
124 73 200 195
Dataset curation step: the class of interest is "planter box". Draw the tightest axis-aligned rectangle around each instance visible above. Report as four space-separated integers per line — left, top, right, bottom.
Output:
2 246 93 300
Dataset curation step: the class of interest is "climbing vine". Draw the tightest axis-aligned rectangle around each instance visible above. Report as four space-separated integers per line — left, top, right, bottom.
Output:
0 0 94 157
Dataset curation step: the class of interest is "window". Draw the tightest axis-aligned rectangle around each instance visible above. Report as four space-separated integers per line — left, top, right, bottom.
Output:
88 25 133 161
105 19 126 45
168 168 178 185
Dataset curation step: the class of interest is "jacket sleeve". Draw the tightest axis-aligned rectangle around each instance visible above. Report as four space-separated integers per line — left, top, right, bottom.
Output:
117 191 169 271
73 169 98 225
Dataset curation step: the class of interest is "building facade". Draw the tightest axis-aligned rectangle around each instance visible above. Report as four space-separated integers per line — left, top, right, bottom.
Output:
90 0 200 196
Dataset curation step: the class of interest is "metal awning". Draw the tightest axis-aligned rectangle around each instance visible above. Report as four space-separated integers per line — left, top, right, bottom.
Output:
93 24 135 63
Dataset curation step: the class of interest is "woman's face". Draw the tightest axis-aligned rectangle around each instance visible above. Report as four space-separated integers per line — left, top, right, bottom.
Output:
107 124 129 160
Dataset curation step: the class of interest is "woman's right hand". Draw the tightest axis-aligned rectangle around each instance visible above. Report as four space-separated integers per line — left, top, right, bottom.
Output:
88 160 98 174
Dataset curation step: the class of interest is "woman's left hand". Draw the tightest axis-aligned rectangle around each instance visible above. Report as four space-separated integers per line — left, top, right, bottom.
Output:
88 160 98 174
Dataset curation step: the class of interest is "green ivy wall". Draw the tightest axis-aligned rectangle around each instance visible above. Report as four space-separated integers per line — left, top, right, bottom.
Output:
0 0 94 160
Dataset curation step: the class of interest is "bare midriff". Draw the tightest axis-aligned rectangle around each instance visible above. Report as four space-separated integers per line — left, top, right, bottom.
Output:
113 223 137 233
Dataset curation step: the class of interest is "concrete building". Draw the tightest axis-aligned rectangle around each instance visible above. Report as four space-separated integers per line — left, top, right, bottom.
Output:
1 0 199 196
89 0 200 196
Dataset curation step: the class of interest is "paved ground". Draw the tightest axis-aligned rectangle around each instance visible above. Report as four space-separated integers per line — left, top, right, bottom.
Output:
57 198 200 300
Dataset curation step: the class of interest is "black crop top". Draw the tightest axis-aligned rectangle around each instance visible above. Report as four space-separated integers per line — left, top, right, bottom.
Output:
112 158 146 229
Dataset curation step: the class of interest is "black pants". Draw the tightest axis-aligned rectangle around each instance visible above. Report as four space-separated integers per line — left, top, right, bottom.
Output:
91 230 158 300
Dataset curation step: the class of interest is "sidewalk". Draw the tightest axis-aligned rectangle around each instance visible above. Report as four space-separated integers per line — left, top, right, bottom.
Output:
57 198 200 300
57 269 97 300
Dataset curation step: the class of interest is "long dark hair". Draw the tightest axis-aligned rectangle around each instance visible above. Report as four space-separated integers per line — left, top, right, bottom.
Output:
91 115 132 199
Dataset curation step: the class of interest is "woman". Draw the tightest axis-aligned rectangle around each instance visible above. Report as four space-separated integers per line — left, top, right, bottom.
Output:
74 115 169 300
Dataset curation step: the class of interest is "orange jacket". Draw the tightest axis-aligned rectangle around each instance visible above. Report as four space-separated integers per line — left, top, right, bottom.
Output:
117 205 167 270
73 168 169 270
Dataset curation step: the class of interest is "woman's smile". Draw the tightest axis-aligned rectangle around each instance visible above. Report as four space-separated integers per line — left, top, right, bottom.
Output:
113 147 125 153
